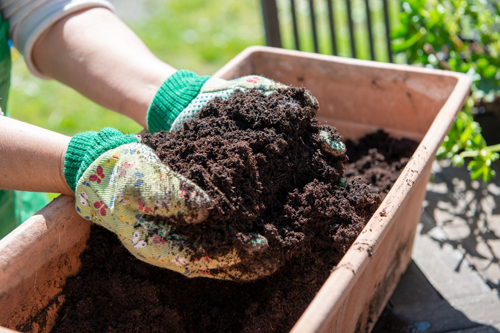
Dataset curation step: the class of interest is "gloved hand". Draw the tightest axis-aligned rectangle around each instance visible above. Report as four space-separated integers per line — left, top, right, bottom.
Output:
147 71 285 133
64 128 277 281
146 70 345 157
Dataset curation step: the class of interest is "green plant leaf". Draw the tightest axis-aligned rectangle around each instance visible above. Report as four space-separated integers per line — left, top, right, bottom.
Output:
482 65 497 78
392 29 425 52
391 24 409 39
451 154 464 167
467 149 498 182
476 58 490 70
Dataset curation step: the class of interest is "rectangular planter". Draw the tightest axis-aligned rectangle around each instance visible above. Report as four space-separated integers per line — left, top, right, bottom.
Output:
0 46 471 333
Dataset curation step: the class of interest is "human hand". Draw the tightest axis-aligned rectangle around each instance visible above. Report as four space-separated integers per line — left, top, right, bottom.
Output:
147 70 346 156
65 128 277 281
147 71 285 133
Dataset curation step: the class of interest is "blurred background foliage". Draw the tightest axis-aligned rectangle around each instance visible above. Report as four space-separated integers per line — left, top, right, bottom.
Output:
392 0 500 101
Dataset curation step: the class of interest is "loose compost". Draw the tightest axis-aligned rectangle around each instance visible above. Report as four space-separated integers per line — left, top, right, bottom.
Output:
22 88 418 333
141 87 380 278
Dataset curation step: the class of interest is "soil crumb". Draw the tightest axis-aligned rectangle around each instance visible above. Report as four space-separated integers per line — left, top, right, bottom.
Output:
25 88 417 333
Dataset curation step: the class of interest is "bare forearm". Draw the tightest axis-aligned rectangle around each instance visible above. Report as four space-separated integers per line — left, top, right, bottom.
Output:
0 117 72 195
32 8 176 129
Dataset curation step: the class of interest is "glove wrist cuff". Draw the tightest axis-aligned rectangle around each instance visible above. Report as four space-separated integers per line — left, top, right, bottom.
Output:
64 128 139 193
146 70 210 133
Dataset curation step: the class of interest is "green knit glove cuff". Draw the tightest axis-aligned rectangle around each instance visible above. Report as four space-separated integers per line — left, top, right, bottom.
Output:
64 128 139 193
146 70 210 133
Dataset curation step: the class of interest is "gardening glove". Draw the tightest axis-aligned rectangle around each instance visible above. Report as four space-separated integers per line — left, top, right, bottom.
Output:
146 70 346 156
64 128 277 281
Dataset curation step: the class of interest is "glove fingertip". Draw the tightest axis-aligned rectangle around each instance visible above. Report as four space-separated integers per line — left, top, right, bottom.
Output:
318 130 346 156
184 207 209 224
236 232 269 255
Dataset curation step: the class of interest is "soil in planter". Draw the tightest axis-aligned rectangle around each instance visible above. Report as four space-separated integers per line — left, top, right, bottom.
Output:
345 130 419 195
26 89 417 333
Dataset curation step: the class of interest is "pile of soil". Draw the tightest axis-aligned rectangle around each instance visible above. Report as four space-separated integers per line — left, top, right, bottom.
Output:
23 89 418 333
140 88 380 279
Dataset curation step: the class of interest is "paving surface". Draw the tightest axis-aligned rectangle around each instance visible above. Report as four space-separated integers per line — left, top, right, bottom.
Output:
373 159 500 333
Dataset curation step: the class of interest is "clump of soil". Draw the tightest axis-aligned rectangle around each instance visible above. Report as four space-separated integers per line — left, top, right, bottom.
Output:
24 88 418 333
345 130 419 196
141 88 380 278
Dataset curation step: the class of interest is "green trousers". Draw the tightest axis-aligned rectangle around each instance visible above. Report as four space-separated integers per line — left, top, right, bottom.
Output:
0 190 49 238
0 17 49 239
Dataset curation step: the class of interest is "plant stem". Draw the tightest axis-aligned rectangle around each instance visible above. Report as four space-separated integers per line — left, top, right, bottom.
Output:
459 143 500 158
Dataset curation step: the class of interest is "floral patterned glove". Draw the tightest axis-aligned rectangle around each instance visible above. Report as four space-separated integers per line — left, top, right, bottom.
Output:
146 70 346 156
64 128 277 281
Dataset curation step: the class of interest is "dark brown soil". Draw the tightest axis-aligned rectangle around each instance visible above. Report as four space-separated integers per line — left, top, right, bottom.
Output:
345 130 419 196
24 89 418 333
140 88 380 279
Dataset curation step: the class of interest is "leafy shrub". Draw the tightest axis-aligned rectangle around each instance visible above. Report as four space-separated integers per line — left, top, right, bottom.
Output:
392 0 500 181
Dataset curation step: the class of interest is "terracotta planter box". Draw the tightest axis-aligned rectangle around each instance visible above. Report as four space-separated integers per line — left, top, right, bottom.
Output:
0 47 471 333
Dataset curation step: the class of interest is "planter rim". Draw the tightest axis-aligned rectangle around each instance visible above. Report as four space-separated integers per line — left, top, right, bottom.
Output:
214 45 471 82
